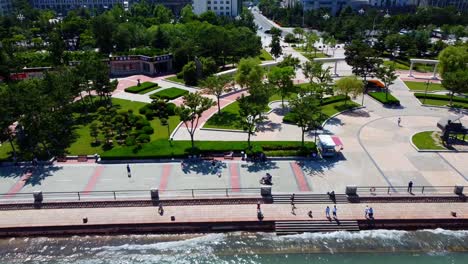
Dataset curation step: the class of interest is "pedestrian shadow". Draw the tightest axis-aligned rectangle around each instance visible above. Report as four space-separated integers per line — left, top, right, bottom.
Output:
181 161 226 175
241 161 279 172
296 155 345 177
24 165 63 187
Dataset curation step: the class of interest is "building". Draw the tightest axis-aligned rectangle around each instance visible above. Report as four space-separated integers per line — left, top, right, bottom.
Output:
301 0 369 15
193 0 242 16
30 0 130 13
108 54 173 77
0 0 12 16
28 0 191 15
416 0 468 11
369 0 411 6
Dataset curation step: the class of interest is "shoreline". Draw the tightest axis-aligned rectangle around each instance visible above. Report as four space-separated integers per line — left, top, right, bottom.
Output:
0 197 467 238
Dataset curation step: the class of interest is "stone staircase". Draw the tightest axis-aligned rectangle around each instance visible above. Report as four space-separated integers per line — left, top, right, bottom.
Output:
272 193 349 204
275 220 360 235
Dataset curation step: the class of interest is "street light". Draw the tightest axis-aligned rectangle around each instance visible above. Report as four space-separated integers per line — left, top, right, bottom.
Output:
423 80 431 104
358 8 365 15
322 14 330 20
17 13 25 22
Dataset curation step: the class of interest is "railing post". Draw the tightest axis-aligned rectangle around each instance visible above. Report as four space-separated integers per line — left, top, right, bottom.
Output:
191 189 194 198
387 187 390 194
113 191 116 200
78 192 81 201
422 186 425 194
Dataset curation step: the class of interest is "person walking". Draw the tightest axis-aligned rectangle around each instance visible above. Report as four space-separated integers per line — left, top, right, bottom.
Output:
127 164 131 178
332 205 337 219
368 207 374 219
158 203 164 215
290 193 296 209
397 117 401 127
365 205 369 218
408 181 413 193
325 206 330 218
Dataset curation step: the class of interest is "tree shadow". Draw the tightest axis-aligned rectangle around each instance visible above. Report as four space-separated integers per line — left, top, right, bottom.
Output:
256 121 282 132
181 160 226 175
341 109 370 118
0 166 28 179
271 107 290 116
295 154 346 177
24 165 63 187
241 161 279 173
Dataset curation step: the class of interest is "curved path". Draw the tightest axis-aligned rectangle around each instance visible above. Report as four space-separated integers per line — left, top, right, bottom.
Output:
322 78 468 192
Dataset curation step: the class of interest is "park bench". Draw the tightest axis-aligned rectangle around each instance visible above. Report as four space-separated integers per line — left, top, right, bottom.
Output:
224 151 234 160
77 155 88 162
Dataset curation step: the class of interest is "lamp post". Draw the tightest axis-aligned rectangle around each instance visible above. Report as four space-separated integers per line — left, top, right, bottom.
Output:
17 13 25 22
423 80 431 104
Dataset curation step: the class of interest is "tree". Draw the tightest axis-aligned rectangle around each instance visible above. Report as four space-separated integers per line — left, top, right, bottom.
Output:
334 76 364 105
302 61 333 101
201 75 231 114
235 58 264 89
277 54 301 70
153 4 173 24
92 14 116 54
177 92 214 150
305 32 319 57
441 69 468 106
288 94 321 145
344 40 382 82
48 30 65 65
293 27 305 41
376 64 397 101
268 66 295 108
438 46 468 77
182 61 198 86
89 121 100 144
270 33 282 60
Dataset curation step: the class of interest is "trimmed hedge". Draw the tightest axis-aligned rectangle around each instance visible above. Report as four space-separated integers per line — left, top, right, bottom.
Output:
100 140 317 160
150 88 189 100
368 92 400 106
321 95 349 105
414 93 468 104
125 82 158 94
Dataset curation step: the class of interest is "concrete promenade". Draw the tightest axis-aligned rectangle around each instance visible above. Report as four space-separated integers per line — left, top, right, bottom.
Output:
0 201 466 236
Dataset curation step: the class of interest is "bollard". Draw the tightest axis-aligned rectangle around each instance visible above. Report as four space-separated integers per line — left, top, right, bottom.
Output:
260 187 272 197
345 185 357 196
33 191 43 203
150 188 159 200
454 185 464 195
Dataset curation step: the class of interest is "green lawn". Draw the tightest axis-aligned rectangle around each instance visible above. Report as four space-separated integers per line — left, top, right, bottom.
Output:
101 140 315 159
138 86 159 94
414 93 468 109
67 98 180 155
204 101 243 130
124 82 158 94
383 59 434 72
293 47 328 60
412 131 445 150
404 81 445 92
165 76 185 84
257 49 274 61
320 101 360 119
0 143 13 161
149 87 188 100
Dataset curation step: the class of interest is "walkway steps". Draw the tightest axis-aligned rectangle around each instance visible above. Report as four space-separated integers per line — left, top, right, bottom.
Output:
272 194 348 204
275 220 359 235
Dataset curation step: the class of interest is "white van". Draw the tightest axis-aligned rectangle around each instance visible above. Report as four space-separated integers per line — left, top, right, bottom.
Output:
318 135 343 157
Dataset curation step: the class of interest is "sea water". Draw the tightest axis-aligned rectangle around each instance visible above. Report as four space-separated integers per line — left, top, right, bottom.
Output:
1 229 467 263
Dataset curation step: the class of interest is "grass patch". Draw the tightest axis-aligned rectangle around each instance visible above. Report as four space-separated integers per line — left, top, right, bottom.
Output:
412 131 445 150
166 76 185 84
101 140 316 159
149 88 189 100
293 46 328 60
383 59 434 72
414 93 468 109
204 101 243 130
138 86 159 94
0 143 13 161
404 81 444 92
257 49 273 61
124 82 158 94
368 92 401 106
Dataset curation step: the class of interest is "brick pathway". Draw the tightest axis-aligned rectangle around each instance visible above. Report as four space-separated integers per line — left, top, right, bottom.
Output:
0 202 465 229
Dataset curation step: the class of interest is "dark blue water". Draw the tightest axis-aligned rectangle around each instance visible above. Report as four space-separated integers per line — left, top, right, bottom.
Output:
1 229 467 263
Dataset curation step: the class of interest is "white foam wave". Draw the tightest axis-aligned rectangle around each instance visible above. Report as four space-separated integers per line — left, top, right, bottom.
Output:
94 233 226 252
275 229 409 241
420 228 468 238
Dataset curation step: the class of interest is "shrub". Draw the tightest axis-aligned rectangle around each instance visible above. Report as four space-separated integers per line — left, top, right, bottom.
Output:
136 134 150 143
124 82 158 94
135 119 150 129
414 93 468 104
139 105 151 115
150 88 189 100
368 92 400 106
142 125 154 135
321 95 349 105
166 103 176 115
284 33 298 43
125 136 136 146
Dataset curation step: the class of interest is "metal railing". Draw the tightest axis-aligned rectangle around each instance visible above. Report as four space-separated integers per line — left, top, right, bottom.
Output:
355 185 465 195
0 188 261 203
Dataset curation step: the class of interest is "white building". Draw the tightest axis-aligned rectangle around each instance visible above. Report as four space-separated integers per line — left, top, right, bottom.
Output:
302 0 369 15
193 0 242 16
368 0 411 6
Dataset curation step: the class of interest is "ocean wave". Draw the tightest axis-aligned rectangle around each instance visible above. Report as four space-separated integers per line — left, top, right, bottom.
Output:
275 229 409 241
94 233 226 252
